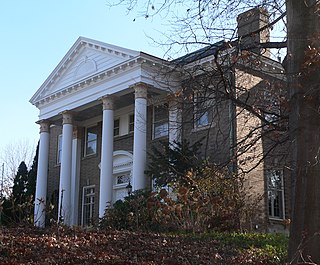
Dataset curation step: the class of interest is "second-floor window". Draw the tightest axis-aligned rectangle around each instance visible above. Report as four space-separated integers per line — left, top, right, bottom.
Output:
263 90 280 124
193 91 212 129
129 114 134 133
114 118 120 136
85 127 97 156
153 104 168 139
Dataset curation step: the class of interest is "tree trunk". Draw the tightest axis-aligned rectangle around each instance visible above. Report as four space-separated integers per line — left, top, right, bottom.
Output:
287 0 320 263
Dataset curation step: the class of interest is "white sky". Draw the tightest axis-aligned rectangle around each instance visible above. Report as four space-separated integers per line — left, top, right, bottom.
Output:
0 0 168 161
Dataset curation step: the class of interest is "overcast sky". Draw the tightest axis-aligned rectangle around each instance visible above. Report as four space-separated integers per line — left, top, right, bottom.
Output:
0 0 168 164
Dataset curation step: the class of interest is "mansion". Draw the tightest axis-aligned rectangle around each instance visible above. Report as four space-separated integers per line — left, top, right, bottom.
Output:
30 7 289 232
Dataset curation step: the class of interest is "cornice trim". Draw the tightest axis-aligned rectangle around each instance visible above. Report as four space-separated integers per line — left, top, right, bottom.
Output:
32 55 172 108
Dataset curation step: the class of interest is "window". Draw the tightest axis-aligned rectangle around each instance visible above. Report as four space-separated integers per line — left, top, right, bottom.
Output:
153 104 168 139
267 169 285 219
114 118 120 137
57 134 62 164
82 186 95 226
193 91 212 128
85 127 97 156
116 174 131 185
129 114 134 133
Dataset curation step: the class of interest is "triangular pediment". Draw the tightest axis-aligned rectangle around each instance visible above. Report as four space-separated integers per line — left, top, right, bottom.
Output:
30 37 140 105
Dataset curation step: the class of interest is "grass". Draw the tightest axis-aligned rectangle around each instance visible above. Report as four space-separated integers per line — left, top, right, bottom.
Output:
175 231 288 264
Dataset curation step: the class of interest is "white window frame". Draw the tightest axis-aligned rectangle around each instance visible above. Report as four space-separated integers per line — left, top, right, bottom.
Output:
267 169 285 220
82 185 95 226
57 134 62 164
84 126 97 157
153 104 169 139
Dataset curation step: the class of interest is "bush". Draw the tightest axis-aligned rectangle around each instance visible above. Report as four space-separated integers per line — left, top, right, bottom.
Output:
147 165 261 233
101 164 261 233
100 190 160 231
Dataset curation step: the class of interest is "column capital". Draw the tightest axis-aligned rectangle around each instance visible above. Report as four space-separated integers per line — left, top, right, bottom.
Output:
36 120 50 133
101 95 114 110
61 111 74 125
131 83 148 99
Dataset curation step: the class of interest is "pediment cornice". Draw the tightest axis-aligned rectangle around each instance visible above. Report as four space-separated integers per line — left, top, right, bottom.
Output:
32 55 170 108
30 37 144 107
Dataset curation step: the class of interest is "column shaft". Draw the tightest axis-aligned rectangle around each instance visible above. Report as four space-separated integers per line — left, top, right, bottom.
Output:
34 120 50 227
70 129 81 226
58 111 73 225
132 84 148 191
99 96 114 218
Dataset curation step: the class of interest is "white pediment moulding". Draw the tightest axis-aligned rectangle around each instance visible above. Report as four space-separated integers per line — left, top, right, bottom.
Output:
33 57 172 108
30 37 145 106
30 38 173 109
33 57 149 108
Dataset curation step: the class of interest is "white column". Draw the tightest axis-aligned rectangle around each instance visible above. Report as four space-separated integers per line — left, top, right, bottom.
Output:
132 83 148 191
99 96 114 218
58 111 73 225
34 120 50 228
169 100 182 146
70 128 81 226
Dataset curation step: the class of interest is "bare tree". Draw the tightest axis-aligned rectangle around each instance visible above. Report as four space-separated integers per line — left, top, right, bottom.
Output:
108 0 320 263
0 139 36 197
286 1 320 263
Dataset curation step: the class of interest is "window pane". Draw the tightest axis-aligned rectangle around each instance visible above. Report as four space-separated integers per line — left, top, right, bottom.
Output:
116 174 131 184
86 141 97 155
154 121 169 138
86 128 97 156
194 92 212 128
153 104 168 139
114 119 120 136
114 119 120 127
268 170 282 189
129 114 134 132
57 135 62 164
196 112 209 127
154 105 167 121
267 169 284 219
83 186 95 226
87 132 97 142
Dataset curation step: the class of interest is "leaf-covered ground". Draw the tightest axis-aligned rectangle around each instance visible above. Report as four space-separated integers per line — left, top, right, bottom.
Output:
0 227 287 264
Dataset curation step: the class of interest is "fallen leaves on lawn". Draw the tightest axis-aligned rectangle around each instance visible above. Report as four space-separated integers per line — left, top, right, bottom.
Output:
0 226 281 264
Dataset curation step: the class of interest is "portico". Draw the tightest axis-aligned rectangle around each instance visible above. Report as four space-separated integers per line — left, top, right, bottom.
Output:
30 37 174 226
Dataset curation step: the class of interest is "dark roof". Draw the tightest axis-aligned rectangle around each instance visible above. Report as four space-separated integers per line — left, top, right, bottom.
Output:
172 40 226 65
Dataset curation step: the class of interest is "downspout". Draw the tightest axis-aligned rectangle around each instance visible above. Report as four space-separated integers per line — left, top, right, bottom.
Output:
227 55 237 176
